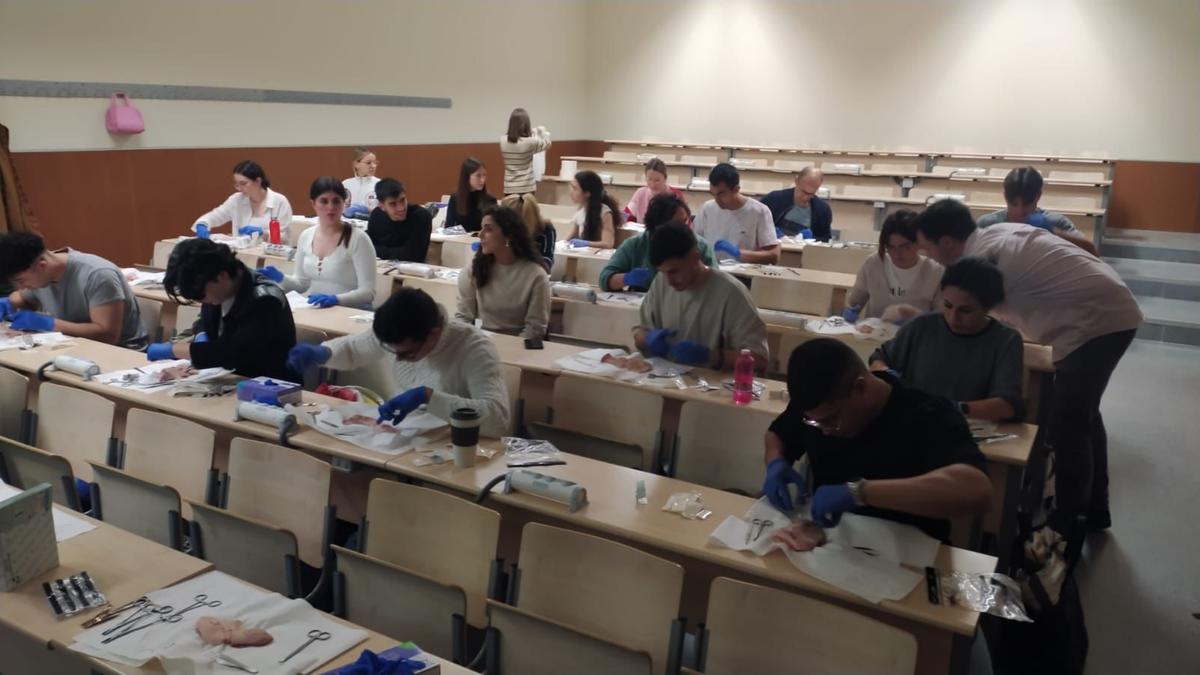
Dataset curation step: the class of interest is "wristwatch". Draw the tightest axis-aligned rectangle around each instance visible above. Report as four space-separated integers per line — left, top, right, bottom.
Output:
847 478 868 507
958 401 971 416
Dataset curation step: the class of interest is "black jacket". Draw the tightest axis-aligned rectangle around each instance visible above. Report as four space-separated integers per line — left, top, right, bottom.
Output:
367 206 432 262
760 188 833 241
189 270 297 381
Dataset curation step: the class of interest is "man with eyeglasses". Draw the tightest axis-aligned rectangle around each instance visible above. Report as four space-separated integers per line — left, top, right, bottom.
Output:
285 287 511 437
760 166 833 241
762 338 991 543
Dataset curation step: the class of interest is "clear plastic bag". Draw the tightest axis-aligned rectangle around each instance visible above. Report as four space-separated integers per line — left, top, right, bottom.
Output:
662 491 712 519
938 571 1033 622
502 437 562 466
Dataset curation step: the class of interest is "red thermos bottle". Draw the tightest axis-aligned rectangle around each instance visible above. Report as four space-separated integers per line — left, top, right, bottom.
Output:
268 217 281 245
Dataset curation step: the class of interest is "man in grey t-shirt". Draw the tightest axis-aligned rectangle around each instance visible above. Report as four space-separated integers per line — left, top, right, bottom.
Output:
0 232 147 348
976 166 1097 255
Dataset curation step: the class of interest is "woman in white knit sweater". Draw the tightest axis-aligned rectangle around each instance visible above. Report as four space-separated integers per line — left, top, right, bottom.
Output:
499 108 551 195
261 177 377 310
456 205 550 339
845 209 944 323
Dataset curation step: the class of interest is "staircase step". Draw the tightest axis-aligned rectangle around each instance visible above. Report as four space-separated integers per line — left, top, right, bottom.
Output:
1136 296 1200 347
1102 228 1200 264
1106 258 1200 301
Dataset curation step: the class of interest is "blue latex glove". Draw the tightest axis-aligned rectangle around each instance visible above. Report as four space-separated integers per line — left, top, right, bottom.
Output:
258 265 284 283
194 223 210 239
623 267 653 288
800 228 814 240
8 311 54 332
568 238 590 248
286 343 332 373
841 305 861 323
307 293 339 308
471 241 481 252
146 342 175 361
0 297 13 321
644 328 676 357
345 204 371 219
811 483 857 528
237 225 264 236
668 340 711 366
193 331 209 343
763 458 807 513
1026 211 1052 232
377 386 428 425
775 227 784 239
713 239 741 260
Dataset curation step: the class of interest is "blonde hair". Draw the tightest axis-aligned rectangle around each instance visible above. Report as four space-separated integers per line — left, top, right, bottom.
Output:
351 146 374 176
502 193 547 237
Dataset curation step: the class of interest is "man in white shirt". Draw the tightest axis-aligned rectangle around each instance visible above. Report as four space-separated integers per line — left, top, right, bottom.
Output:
914 199 1142 535
285 287 511 437
693 163 780 264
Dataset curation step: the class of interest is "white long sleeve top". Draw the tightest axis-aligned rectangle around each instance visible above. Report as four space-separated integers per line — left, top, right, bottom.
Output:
281 224 377 309
194 188 293 238
321 312 512 438
342 176 381 208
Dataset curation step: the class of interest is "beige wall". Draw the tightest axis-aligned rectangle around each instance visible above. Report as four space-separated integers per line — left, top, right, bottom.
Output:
583 0 1200 162
0 0 590 151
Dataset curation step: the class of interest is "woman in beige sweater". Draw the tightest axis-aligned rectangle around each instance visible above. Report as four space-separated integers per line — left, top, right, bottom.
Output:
499 108 551 195
456 205 550 339
846 209 944 322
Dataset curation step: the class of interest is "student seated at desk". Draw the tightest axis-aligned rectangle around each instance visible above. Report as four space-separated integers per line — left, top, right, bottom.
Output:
445 157 496 233
367 178 432 262
286 287 511 437
149 238 297 380
869 257 1024 422
192 160 293 240
760 166 833 241
977 166 1097 256
566 170 622 249
0 231 147 348
844 209 943 323
763 338 991 543
693 163 780 264
260 177 377 310
456 205 550 339
624 158 685 223
600 193 715 292
633 222 767 370
502 193 556 271
342 146 381 212
500 107 551 195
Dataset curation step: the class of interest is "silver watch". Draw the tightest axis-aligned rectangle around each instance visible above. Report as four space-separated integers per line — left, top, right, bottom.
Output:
847 479 867 506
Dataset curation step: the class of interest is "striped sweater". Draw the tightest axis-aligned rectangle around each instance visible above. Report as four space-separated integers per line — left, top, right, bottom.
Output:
500 127 552 194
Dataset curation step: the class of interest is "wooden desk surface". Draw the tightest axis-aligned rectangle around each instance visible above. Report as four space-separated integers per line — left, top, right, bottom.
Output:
385 441 994 637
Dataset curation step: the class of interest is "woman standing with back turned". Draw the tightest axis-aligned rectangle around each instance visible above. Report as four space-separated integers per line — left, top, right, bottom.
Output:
500 108 551 195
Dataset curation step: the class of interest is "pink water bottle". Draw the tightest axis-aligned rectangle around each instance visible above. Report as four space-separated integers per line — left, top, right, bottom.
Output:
732 349 755 405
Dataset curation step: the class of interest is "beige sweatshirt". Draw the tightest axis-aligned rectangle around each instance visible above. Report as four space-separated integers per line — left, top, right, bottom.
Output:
455 259 550 339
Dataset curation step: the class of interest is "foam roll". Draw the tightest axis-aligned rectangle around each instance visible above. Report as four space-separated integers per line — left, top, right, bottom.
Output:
395 263 434 279
234 401 295 428
53 355 100 380
551 283 597 303
759 309 809 329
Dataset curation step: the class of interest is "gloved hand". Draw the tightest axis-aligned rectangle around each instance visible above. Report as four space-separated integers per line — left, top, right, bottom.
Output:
841 305 861 323
345 204 371 219
237 225 264 237
258 266 284 283
146 342 176 361
713 239 741 261
194 223 210 239
763 457 807 512
811 483 857 528
377 386 428 425
471 241 481 252
568 239 590 248
644 328 676 357
1026 211 1052 232
9 311 55 332
307 293 339 308
623 267 653 288
286 343 332 373
0 297 13 321
193 331 209 343
800 228 813 240
668 340 710 366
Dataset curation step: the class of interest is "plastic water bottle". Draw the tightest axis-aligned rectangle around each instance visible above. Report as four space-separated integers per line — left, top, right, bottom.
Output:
732 349 755 405
268 217 281 245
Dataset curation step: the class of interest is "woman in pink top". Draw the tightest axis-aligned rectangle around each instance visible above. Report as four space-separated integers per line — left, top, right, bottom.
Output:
624 158 684 222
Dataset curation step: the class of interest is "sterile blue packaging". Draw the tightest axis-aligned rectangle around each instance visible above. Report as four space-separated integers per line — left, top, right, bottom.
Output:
235 377 302 406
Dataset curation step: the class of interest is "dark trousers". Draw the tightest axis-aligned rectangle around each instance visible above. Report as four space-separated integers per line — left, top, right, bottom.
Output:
1047 329 1137 531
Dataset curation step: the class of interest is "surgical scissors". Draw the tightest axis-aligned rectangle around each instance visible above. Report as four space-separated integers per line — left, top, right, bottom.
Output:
169 594 222 620
102 605 180 644
279 629 331 663
101 603 172 636
746 518 774 545
82 596 148 629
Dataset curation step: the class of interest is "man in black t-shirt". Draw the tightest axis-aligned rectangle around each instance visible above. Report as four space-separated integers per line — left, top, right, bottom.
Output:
367 178 432 263
763 338 992 543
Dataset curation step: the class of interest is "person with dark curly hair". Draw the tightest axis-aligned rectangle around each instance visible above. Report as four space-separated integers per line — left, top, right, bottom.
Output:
454 205 549 339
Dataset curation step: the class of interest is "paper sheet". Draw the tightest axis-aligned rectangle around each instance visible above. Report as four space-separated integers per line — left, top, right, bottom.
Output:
70 570 367 674
291 402 446 455
597 292 644 306
0 331 71 352
553 348 691 383
121 268 166 286
0 481 97 543
808 316 897 341
97 360 233 394
285 291 315 311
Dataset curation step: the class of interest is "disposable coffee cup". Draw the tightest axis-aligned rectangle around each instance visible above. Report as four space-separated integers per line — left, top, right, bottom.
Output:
450 407 482 468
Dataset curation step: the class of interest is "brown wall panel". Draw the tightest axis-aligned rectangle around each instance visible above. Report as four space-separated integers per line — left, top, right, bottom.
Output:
1108 160 1200 233
12 140 606 266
